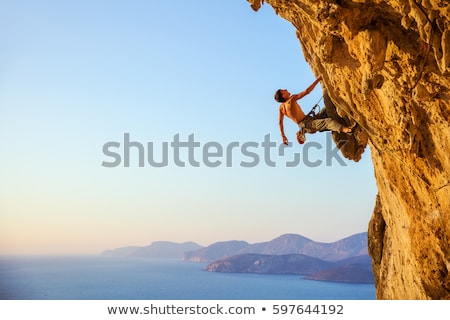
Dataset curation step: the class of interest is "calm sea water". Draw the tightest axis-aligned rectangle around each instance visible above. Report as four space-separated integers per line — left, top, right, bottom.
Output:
0 256 375 300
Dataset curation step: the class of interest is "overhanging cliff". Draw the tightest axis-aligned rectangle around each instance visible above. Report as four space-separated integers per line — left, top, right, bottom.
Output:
247 0 450 299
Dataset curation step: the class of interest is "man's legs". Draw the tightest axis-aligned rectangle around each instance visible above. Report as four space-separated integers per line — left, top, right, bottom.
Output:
299 114 352 134
311 118 351 133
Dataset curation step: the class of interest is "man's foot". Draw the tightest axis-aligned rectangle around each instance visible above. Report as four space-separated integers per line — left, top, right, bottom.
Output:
296 130 306 144
341 126 352 133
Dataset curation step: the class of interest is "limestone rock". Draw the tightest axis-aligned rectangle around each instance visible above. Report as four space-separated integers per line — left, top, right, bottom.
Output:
248 0 450 299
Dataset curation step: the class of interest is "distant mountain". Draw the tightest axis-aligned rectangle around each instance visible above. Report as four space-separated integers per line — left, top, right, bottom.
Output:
183 240 249 262
295 232 369 261
204 253 334 275
238 234 314 255
205 253 374 283
184 233 368 262
102 233 373 283
305 255 374 283
102 241 203 259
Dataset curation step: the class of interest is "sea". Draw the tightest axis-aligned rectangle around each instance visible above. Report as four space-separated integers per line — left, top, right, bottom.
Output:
0 256 375 300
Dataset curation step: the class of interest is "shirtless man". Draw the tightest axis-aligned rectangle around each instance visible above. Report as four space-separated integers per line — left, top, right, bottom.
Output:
274 76 352 145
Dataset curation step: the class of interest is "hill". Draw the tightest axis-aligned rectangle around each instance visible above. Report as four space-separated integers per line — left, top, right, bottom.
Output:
184 232 368 262
183 240 249 262
204 253 335 275
205 253 373 283
305 255 374 283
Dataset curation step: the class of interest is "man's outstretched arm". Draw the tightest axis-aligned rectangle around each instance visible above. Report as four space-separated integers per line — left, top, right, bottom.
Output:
278 110 288 145
292 76 322 101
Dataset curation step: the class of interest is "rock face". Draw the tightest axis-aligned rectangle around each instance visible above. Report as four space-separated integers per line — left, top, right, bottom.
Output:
247 0 450 299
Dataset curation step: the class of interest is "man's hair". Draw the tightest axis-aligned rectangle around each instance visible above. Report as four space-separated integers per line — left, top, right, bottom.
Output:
274 89 286 103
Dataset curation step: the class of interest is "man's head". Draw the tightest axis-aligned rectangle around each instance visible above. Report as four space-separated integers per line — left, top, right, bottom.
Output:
274 89 290 103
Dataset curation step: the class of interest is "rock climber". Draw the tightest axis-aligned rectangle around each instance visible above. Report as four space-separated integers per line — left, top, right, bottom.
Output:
274 76 352 145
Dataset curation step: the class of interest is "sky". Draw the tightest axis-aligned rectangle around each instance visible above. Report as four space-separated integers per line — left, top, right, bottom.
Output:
0 0 378 255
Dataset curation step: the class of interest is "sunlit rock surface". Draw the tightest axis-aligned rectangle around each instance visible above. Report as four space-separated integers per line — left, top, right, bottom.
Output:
247 0 450 299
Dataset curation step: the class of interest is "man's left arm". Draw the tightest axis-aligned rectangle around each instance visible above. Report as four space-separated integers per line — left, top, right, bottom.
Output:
278 109 288 145
292 76 322 101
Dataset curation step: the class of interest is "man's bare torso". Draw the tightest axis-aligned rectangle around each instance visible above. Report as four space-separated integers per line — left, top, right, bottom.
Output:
280 97 306 124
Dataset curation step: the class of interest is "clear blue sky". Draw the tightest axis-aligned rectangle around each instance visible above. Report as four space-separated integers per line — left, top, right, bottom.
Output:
0 0 377 255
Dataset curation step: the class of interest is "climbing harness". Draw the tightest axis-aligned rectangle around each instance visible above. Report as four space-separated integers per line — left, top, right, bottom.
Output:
297 96 324 144
306 96 324 118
